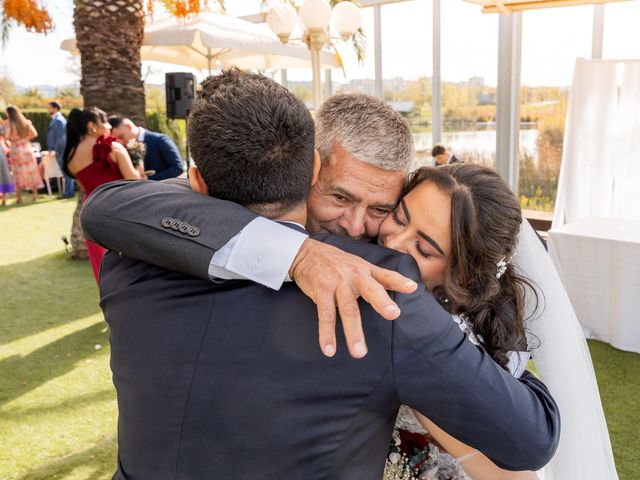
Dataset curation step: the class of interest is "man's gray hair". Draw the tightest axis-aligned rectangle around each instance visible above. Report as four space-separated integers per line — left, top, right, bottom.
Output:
315 93 414 172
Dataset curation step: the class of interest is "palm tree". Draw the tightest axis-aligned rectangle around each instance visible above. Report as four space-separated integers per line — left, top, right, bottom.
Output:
73 0 147 124
3 0 363 122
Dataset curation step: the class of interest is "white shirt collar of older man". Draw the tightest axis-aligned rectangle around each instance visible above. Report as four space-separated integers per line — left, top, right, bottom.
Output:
137 127 146 143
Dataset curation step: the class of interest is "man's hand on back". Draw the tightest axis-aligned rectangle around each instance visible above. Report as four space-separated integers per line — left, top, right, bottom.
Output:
289 238 418 359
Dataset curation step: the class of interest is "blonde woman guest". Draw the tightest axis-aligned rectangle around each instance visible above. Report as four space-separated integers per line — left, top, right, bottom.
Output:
6 105 43 203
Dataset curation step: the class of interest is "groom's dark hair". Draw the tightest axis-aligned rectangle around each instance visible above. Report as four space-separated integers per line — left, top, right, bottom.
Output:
188 68 316 217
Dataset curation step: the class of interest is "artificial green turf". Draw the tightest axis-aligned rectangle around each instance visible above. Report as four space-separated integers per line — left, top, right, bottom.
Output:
0 198 638 479
589 340 640 479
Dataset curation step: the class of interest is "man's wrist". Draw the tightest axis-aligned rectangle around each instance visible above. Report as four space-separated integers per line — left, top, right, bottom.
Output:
288 238 312 281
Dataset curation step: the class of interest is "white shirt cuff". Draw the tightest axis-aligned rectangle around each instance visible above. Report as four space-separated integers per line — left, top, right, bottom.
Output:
208 217 308 290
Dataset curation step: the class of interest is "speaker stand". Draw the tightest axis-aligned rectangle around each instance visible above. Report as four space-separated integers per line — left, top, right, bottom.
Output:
184 114 191 170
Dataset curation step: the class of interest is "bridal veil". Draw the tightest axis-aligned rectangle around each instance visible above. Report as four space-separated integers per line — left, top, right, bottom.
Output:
515 221 618 479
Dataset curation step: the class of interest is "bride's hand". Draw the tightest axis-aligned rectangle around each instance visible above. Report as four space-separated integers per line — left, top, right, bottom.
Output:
289 238 418 359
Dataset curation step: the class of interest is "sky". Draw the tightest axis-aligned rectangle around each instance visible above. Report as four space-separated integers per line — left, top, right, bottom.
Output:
1 0 640 89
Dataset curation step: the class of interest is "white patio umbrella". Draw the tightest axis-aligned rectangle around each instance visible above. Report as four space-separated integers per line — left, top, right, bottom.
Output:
61 12 340 74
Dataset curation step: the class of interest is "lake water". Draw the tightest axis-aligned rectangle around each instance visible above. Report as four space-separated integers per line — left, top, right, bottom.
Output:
412 129 539 160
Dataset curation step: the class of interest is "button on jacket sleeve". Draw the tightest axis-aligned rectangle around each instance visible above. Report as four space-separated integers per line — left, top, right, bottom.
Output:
391 255 560 472
81 178 257 280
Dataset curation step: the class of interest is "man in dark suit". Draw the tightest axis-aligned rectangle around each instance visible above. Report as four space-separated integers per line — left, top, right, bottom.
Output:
94 70 559 479
47 101 74 198
109 116 183 180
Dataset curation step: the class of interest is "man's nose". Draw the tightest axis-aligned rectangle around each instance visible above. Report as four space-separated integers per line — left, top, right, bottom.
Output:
337 208 367 239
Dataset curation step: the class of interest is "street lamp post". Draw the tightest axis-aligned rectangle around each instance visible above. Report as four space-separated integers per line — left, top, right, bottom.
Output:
267 0 362 110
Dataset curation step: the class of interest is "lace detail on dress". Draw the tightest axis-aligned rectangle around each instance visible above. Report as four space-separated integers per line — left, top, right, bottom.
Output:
452 315 481 346
453 314 530 377
394 406 428 434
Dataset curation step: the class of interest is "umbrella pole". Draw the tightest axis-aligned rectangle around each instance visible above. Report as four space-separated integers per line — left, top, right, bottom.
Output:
207 48 212 76
309 31 324 113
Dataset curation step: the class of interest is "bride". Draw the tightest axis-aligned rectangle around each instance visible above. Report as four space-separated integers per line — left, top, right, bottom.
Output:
374 163 617 479
83 161 616 478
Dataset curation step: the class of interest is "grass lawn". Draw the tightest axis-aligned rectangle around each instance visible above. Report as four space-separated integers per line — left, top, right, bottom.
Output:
1 198 639 479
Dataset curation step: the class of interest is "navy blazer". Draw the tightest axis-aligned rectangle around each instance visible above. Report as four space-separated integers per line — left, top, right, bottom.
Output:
101 231 560 480
143 130 183 180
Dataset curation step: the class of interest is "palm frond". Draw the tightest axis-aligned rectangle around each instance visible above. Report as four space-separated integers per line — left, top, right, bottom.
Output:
1 16 12 49
352 27 366 64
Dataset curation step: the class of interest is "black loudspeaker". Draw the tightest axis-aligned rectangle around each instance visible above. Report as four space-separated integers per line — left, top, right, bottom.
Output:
166 72 196 119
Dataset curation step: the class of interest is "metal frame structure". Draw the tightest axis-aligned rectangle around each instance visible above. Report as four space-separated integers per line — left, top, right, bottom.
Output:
495 12 522 189
244 0 616 187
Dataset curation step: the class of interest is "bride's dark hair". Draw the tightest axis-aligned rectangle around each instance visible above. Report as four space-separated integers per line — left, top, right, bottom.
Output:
405 163 537 369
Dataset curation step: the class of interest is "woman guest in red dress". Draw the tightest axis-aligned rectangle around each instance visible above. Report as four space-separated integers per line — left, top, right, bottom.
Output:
63 107 142 281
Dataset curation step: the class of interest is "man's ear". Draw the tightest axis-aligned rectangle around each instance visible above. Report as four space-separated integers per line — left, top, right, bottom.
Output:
311 149 321 187
188 166 209 195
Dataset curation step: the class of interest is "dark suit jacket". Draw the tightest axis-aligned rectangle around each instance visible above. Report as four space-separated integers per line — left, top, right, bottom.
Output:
101 231 559 480
87 180 560 479
143 130 183 180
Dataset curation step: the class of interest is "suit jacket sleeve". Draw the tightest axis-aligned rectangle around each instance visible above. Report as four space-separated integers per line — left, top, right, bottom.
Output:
391 255 560 471
81 178 258 280
148 134 184 180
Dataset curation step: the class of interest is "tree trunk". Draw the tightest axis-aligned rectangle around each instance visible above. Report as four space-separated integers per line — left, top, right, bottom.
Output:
74 0 146 125
70 193 89 259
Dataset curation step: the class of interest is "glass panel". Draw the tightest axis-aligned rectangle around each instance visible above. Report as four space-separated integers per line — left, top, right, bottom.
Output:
603 0 640 59
429 1 499 169
519 5 592 212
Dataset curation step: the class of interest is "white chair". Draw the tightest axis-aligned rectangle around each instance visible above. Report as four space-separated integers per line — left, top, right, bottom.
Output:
40 151 65 197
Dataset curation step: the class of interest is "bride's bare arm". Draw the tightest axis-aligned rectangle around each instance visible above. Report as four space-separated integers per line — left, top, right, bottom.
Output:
112 142 141 180
413 411 538 480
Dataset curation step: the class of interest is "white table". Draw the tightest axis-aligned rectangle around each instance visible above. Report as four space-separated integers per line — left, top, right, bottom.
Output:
548 216 640 353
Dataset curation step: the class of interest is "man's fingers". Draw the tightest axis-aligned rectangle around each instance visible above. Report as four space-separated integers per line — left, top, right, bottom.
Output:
316 292 337 358
372 266 418 294
335 286 367 359
355 276 401 321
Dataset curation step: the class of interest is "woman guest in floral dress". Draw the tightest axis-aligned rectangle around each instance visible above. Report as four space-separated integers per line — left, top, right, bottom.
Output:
5 105 43 203
0 121 14 205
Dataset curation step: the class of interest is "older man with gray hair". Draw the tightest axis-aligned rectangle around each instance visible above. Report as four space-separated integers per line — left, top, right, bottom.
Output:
82 92 418 359
308 93 414 239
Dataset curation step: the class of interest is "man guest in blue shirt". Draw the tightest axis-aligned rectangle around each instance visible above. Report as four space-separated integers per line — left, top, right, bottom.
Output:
47 101 74 198
109 116 184 180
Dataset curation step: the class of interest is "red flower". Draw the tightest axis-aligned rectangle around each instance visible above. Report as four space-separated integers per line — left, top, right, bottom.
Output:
92 136 119 173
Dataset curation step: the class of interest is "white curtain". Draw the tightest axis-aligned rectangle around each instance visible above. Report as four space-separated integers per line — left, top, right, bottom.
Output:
612 62 640 220
553 58 640 227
